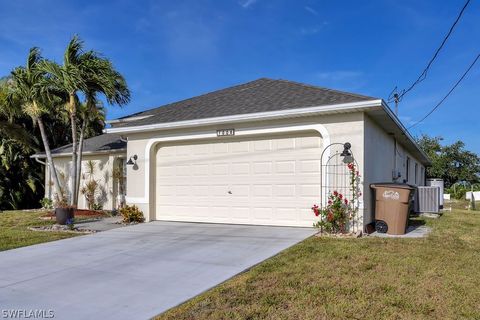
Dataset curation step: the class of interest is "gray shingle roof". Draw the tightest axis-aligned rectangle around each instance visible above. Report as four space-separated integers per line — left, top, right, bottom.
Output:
34 133 126 157
112 78 378 128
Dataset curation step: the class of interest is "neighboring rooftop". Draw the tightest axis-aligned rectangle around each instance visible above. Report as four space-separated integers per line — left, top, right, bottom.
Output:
32 133 126 158
110 78 378 128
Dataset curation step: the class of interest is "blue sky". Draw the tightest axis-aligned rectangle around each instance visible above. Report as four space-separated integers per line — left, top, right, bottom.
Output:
1 0 479 152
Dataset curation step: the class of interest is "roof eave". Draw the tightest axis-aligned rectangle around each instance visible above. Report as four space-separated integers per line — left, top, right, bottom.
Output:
104 99 383 134
379 100 431 166
31 148 127 159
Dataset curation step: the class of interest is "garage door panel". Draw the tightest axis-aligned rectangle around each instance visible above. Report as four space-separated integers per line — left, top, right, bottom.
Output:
253 140 271 151
175 165 190 176
230 141 250 153
299 160 321 173
230 185 250 197
275 161 296 174
276 208 298 222
211 206 229 219
231 207 250 221
299 184 321 197
252 185 272 196
253 207 273 221
231 162 250 175
192 164 209 176
253 161 272 174
274 138 295 150
212 163 228 175
274 184 296 197
192 185 210 196
297 136 321 148
155 133 321 227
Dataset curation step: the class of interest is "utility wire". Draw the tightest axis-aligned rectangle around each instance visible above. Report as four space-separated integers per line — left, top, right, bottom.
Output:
408 52 480 129
388 0 472 103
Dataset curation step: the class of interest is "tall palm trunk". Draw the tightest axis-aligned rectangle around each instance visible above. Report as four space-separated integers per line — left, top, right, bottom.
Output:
37 116 63 201
75 119 86 202
69 93 78 206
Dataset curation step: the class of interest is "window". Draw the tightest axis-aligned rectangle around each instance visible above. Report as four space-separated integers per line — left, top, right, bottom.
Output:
406 157 410 182
414 163 418 185
421 167 425 185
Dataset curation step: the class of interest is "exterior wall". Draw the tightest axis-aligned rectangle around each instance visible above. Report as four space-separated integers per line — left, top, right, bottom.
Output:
125 112 366 222
44 153 125 210
363 115 426 225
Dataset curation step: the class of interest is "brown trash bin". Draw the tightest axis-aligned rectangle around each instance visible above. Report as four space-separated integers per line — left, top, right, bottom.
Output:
370 183 415 235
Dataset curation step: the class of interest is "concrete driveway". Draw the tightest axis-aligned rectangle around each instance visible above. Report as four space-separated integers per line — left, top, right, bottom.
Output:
0 221 314 320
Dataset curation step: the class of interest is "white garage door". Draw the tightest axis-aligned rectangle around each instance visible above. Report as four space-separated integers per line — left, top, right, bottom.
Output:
155 132 322 227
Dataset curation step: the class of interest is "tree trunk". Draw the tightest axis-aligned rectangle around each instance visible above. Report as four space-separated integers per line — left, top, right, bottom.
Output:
75 119 86 203
37 116 63 201
69 93 78 207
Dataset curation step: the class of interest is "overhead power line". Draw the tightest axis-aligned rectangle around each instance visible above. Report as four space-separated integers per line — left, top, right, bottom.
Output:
408 52 480 129
388 0 472 104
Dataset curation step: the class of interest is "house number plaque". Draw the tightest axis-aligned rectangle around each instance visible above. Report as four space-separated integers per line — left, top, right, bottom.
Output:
216 129 235 137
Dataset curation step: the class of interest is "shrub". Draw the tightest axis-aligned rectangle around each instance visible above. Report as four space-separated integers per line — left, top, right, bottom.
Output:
40 197 53 209
80 180 99 210
119 205 145 223
92 203 103 210
312 191 353 233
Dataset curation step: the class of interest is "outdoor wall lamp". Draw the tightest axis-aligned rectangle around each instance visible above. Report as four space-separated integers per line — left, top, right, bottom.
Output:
340 142 354 163
126 155 138 166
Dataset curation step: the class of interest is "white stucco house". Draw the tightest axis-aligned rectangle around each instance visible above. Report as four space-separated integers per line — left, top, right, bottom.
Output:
33 78 430 229
32 134 127 210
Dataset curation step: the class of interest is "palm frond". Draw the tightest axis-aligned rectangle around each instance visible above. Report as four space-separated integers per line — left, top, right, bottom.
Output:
64 35 84 66
0 121 37 151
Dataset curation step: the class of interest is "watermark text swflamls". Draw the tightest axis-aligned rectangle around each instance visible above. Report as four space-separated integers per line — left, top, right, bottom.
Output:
1 309 54 319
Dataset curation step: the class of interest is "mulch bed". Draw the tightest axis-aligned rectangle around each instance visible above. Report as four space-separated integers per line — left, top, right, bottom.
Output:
40 209 109 220
315 230 363 238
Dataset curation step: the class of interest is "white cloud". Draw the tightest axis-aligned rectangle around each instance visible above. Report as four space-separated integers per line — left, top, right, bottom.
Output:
299 21 328 35
239 0 258 8
304 6 318 16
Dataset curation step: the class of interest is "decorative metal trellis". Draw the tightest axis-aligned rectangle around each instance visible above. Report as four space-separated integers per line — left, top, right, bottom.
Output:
319 142 361 233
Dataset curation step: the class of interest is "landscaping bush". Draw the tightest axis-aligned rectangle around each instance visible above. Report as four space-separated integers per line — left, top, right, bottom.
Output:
312 191 353 233
119 205 145 223
92 203 103 210
40 197 53 209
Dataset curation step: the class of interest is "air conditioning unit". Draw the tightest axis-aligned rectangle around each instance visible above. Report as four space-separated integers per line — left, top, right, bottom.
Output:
415 186 440 213
426 179 444 208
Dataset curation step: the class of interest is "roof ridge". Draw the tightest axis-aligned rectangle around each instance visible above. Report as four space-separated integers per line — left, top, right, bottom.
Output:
120 78 271 119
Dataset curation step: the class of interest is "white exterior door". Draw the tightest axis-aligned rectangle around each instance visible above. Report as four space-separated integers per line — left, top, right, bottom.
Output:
155 132 322 227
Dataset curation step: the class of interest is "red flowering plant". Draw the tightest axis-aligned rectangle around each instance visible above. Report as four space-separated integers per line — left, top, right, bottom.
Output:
312 191 352 233
312 162 361 234
347 161 362 207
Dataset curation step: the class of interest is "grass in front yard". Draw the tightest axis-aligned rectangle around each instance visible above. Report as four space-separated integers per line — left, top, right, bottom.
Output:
0 210 80 251
158 209 480 320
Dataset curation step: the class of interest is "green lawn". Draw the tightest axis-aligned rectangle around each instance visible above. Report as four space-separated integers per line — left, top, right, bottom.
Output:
0 210 80 251
157 209 480 320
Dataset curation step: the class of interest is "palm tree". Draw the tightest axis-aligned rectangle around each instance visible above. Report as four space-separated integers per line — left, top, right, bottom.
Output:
74 97 106 200
41 35 130 206
8 48 64 201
